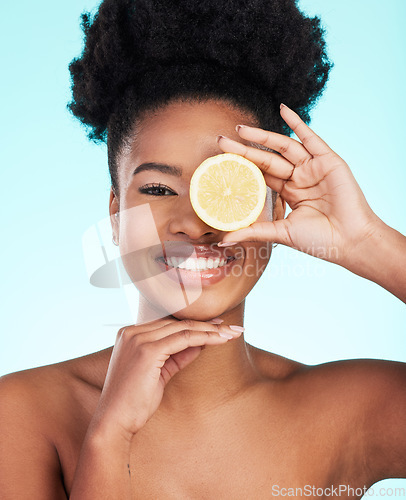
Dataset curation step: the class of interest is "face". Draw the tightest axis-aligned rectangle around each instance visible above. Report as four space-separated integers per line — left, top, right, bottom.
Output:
109 98 284 321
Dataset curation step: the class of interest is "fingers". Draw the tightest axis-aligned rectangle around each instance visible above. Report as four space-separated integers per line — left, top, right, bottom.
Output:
261 172 286 195
117 316 176 337
137 319 242 344
219 219 292 246
117 318 243 346
219 126 310 167
217 135 295 180
136 316 176 327
156 326 243 359
218 105 333 173
279 104 332 157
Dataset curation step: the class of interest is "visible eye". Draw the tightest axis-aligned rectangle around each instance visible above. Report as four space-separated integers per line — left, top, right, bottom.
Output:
138 183 177 196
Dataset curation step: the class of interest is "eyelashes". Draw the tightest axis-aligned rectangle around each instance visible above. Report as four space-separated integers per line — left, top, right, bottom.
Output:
138 182 177 196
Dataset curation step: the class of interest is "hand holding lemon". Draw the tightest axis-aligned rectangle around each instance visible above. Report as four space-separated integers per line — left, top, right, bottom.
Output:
191 103 384 271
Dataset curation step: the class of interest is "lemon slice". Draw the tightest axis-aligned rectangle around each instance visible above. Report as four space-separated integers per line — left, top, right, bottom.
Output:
189 153 267 231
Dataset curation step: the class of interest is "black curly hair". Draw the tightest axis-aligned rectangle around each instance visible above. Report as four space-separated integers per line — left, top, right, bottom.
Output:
68 0 333 194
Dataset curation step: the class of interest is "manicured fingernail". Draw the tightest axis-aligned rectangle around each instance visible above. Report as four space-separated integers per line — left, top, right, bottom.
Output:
235 124 248 132
217 136 246 154
209 318 224 324
219 332 234 339
229 325 245 332
280 103 287 109
217 242 237 247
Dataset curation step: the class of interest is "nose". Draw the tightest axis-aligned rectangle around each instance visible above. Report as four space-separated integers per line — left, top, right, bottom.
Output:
168 195 218 240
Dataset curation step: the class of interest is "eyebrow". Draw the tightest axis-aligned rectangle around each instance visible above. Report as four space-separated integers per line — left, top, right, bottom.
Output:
133 162 183 177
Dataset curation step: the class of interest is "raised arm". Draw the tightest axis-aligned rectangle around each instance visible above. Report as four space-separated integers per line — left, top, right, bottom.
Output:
340 219 406 303
69 419 133 499
217 104 406 303
68 318 242 498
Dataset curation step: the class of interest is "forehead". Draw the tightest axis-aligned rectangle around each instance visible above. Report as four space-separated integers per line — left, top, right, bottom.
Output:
119 99 258 179
136 99 257 138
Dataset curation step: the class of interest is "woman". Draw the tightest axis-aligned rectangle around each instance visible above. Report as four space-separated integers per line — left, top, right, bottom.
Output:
0 0 405 498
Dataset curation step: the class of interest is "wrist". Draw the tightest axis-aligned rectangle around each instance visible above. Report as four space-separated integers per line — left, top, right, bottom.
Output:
87 413 135 452
341 217 388 273
341 217 406 302
70 413 134 498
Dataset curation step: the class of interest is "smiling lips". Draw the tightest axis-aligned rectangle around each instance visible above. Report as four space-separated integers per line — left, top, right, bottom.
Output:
157 255 235 271
154 244 239 273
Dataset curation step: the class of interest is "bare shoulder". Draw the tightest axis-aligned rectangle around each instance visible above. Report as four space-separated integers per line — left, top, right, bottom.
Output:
252 346 406 481
291 357 406 481
0 347 110 417
0 364 69 498
0 361 76 435
0 349 110 499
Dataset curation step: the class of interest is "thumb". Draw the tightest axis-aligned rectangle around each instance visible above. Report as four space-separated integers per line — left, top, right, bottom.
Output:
218 220 291 246
171 346 203 369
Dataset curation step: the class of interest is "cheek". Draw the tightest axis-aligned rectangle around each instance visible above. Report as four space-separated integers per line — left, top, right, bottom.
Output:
118 205 163 283
243 242 272 264
119 205 159 250
238 242 272 285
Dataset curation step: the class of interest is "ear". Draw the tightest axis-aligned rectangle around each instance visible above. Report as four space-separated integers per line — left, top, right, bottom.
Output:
109 187 120 242
273 193 286 221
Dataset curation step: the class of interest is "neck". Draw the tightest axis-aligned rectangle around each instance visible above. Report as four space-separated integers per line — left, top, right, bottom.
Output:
136 297 263 422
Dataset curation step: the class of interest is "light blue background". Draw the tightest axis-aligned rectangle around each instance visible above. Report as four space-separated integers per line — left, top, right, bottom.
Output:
1 0 405 495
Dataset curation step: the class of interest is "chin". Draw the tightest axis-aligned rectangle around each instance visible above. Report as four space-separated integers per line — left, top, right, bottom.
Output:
169 295 245 323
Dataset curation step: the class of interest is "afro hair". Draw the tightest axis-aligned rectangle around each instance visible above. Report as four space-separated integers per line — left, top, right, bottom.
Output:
68 0 333 191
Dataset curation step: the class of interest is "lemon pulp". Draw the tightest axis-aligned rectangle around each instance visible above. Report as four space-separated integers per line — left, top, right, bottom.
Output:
189 153 267 232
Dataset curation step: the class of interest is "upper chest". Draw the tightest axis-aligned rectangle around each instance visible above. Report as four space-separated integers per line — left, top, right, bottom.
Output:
126 421 335 499
57 384 363 498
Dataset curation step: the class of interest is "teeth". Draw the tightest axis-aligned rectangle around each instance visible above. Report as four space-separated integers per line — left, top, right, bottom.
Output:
164 256 231 271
